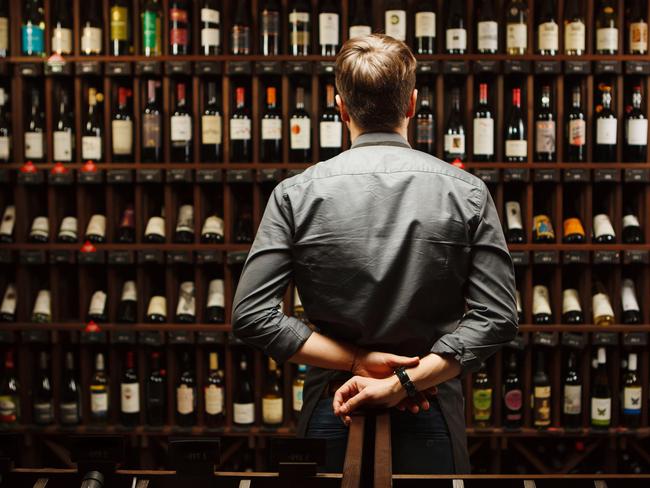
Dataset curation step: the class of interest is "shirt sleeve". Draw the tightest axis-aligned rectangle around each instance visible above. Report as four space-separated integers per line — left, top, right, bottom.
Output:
232 184 314 364
430 181 519 374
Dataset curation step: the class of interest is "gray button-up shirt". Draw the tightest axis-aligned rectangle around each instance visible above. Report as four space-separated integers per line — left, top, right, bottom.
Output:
232 131 518 473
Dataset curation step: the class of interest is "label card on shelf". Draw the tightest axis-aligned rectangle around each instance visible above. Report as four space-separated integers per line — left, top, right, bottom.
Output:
534 61 561 74
473 60 499 74
45 59 72 76
225 61 252 75
196 169 222 183
258 169 283 183
75 61 101 76
17 171 44 185
195 61 221 75
593 250 620 265
563 169 589 182
19 250 46 265
21 330 49 344
563 251 589 264
167 251 192 264
107 170 133 184
533 169 559 182
623 332 648 347
594 60 622 74
78 251 106 264
442 61 469 75
139 331 164 346
564 60 591 74
170 439 221 476
136 169 162 183
254 61 281 75
624 168 650 183
18 62 43 77
111 330 136 344
48 171 74 185
81 330 108 344
625 61 650 75
227 251 249 265
623 250 649 264
168 330 195 344
417 61 439 74
138 250 164 264
198 331 225 344
107 250 134 265
561 332 587 349
533 331 558 347
533 251 559 264
504 60 531 74
593 169 620 183
226 169 253 183
166 169 193 183
49 250 75 264
78 170 104 184
503 168 529 182
196 250 223 264
284 61 312 75
270 438 326 474
506 333 528 350
317 62 336 75
106 62 132 76
510 251 529 266
473 169 499 184
135 61 162 75
593 332 618 346
165 61 192 75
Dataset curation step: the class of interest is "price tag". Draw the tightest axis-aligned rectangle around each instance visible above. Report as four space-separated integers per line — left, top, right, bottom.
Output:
317 62 336 74
417 61 439 73
138 250 164 264
198 332 224 344
473 60 499 73
111 330 136 344
510 251 529 266
473 169 499 184
593 169 620 183
226 169 253 183
106 62 132 76
49 250 75 264
504 60 531 74
78 251 106 264
227 251 249 265
78 171 104 184
195 61 221 75
167 169 193 183
533 169 559 182
135 60 162 75
623 332 648 347
284 61 312 75
48 171 74 185
107 170 133 184
533 251 559 264
503 168 529 182
139 331 164 346
196 250 223 264
623 250 649 264
107 250 134 265
563 251 589 264
534 61 561 74
165 61 192 75
593 332 618 346
81 330 108 344
625 61 650 74
561 332 586 349
168 331 194 344
19 62 43 76
196 169 222 183
624 169 650 183
594 60 622 74
20 250 46 265
254 61 281 75
258 169 282 183
593 251 620 265
17 171 44 185
166 251 193 264
564 60 590 74
443 61 469 74
75 61 101 75
137 169 162 183
533 332 558 347
21 330 49 343
563 169 589 182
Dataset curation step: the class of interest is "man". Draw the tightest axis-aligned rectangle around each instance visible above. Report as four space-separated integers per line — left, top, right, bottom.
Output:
232 34 517 474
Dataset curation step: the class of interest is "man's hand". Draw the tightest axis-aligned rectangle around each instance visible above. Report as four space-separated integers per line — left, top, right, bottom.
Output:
351 350 420 379
333 375 407 425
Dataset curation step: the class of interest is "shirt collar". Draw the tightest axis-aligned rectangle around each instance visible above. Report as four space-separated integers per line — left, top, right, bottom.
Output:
350 132 411 150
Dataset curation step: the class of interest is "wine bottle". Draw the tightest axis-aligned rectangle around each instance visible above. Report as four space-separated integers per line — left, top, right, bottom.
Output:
349 0 372 39
201 215 224 244
537 0 558 55
0 283 16 322
533 351 551 429
505 88 527 162
57 217 78 243
90 353 109 424
31 290 51 323
141 0 162 56
415 86 435 154
206 279 225 323
87 290 108 323
144 215 165 243
174 205 194 243
52 0 72 55
142 80 162 163
120 351 140 426
566 85 586 162
260 0 280 56
235 207 254 244
535 85 556 161
262 358 284 427
445 2 466 54
117 280 137 323
593 213 616 243
289 87 311 163
261 86 283 163
319 0 339 56
22 0 45 56
562 352 582 430
319 83 342 160
533 214 555 243
562 288 584 324
472 363 492 428
622 210 644 243
169 0 190 55
596 0 619 54
289 0 311 55
231 0 251 55
85 214 106 244
563 208 586 243
515 290 524 324
0 88 10 162
592 281 615 326
477 0 498 54
384 0 407 42
24 88 45 162
622 353 642 428
230 87 252 163
473 84 495 162
415 0 436 55
503 352 523 429
0 351 19 424
0 0 7 58
0 205 14 243
175 281 195 323
53 90 74 163
81 0 103 55
60 352 80 425
532 285 552 324
292 364 307 419
170 82 192 163
82 88 103 162
201 81 222 162
621 278 641 324
628 1 648 54
595 85 617 162
176 352 197 427
444 88 466 162
112 87 133 162
110 0 131 56
234 355 255 426
33 352 53 425
205 352 225 428
117 206 135 243
564 0 585 55
146 351 166 427
506 0 528 55
624 85 647 162
505 201 526 244
29 216 49 243
146 295 167 323
590 347 611 429
201 0 221 55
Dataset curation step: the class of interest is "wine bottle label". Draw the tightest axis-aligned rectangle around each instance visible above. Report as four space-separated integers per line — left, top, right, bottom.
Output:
290 118 311 150
444 134 465 155
144 216 165 238
623 214 640 229
593 214 615 238
535 121 556 153
170 9 189 46
121 281 137 301
88 291 107 316
472 388 492 421
171 115 192 142
112 120 133 155
233 402 255 424
86 214 106 237
538 21 559 51
565 21 585 52
142 113 161 149
110 6 128 41
0 136 9 160
120 383 140 413
562 289 582 314
563 217 585 238
292 384 304 411
176 205 194 232
319 13 339 45
568 119 586 146
22 25 44 53
176 385 195 415
205 385 224 415
416 119 434 145
415 12 436 38
60 402 79 424
592 292 615 320
0 394 17 420
505 202 523 231
82 136 102 160
53 131 73 161
147 296 167 317
0 206 15 236
504 389 522 412
90 390 108 414
201 27 220 48
596 27 618 51
385 10 406 41
533 215 554 240
626 118 648 146
207 280 225 308
263 397 284 424
507 23 527 50
0 17 7 52
202 216 224 237
176 282 196 317
533 386 551 425
52 27 73 54
591 397 611 425
202 115 222 144
320 121 342 148
349 25 372 38
532 285 551 315
33 290 51 316
201 8 220 24
624 386 642 414
477 21 498 51
34 402 53 424
446 28 467 50
24 132 44 159
563 384 582 415
622 279 640 313
0 284 16 315
596 118 617 145
230 118 252 140
262 118 282 140
262 11 279 37
81 27 103 53
505 140 527 158
142 11 160 51
629 22 648 52
30 216 49 238
289 12 310 47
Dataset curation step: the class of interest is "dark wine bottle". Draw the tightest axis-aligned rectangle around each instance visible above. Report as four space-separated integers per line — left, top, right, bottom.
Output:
532 214 555 243
231 0 251 55
0 283 16 322
112 87 133 162
90 352 109 424
22 0 45 56
445 1 466 54
174 205 194 243
590 347 611 429
349 0 372 39
564 0 585 55
33 352 53 425
536 0 558 55
25 88 45 162
532 285 552 324
622 353 642 428
566 84 586 162
82 87 103 162
622 209 644 244
110 0 131 55
0 88 10 162
205 352 225 428
318 0 340 56
0 205 14 243
53 89 74 163
533 351 551 429
142 80 162 163
57 217 78 243
146 295 167 323
170 82 192 163
230 87 252 162
472 363 492 428
117 280 137 323
415 0 436 55
289 87 312 163
505 88 527 162
561 288 584 324
120 351 140 427
146 351 166 427
206 279 225 323
201 0 221 55
117 205 135 243
233 354 255 426
563 203 586 243
596 0 618 55
84 214 106 243
175 281 195 323
621 278 642 325
176 352 196 427
319 83 342 160
0 351 19 424
260 0 280 55
444 88 466 162
289 0 311 55
60 352 80 425
624 85 647 162
384 0 406 42
201 82 222 162
87 290 108 323
628 0 648 54
535 85 556 161
503 352 523 430
261 86 282 163
562 352 582 430
414 86 435 155
473 83 494 161
81 0 103 55
141 0 162 56
52 0 72 55
169 0 190 55
505 201 526 244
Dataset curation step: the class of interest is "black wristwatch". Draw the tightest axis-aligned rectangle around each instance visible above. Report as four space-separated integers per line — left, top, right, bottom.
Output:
394 367 417 398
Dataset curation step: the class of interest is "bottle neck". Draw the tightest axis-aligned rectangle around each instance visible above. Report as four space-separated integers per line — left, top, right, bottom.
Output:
572 90 581 108
235 88 245 109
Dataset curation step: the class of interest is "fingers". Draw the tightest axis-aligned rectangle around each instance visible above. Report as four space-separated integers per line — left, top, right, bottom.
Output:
333 377 362 415
386 354 420 369
339 388 369 415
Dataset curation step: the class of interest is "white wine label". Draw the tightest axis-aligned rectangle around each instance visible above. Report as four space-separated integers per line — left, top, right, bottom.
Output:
473 119 494 156
33 402 54 423
31 216 49 237
563 384 582 415
535 121 556 153
230 118 251 141
591 397 611 425
121 281 137 301
319 121 342 148
176 281 196 317
622 279 640 312
262 397 283 424
624 386 642 414
538 21 559 51
592 292 615 319
565 21 586 52
112 120 133 155
86 214 106 237
176 385 195 415
292 384 304 411
0 135 9 160
507 23 527 50
626 118 648 146
0 284 16 315
385 10 406 41
24 132 44 159
208 279 225 308
52 27 72 54
349 25 372 38
319 13 339 45
88 291 107 316
505 140 527 158
596 27 618 51
201 115 222 144
82 136 102 160
233 402 255 424
33 290 51 316
147 296 167 317
201 8 220 24
534 385 551 399
53 131 73 161
205 385 224 415
0 206 15 235
629 353 638 371
81 27 103 53
145 216 165 238
91 392 108 413
289 12 310 23
593 214 615 238
415 12 436 38
444 134 465 154
630 22 648 52
120 383 140 413
59 216 78 239
562 289 582 314
176 205 194 232
202 216 224 236
532 285 551 315
505 202 523 231
596 118 617 145
201 28 220 47
290 118 310 150
623 214 640 228
262 118 282 140
0 17 7 51
171 116 192 142
568 119 586 146
477 21 498 51
446 28 467 50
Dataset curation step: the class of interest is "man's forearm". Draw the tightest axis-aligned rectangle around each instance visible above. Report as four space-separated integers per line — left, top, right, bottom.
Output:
288 332 356 371
406 353 462 391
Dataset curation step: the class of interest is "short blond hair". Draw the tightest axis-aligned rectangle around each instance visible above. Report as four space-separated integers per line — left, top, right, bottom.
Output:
335 34 417 132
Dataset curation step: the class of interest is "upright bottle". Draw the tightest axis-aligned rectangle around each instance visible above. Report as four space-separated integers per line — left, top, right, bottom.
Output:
477 0 498 54
564 0 585 55
0 351 19 425
112 87 133 162
176 352 196 427
415 0 436 55
384 0 407 42
170 82 192 163
289 87 311 163
25 88 45 162
201 0 221 55
60 352 80 425
562 352 582 430
81 0 103 55
472 364 492 428
566 85 586 162
505 202 525 243
592 281 615 326
262 358 284 427
53 90 74 163
169 0 190 55
415 86 435 155
319 0 340 56
444 88 466 162
230 87 252 162
590 347 611 429
205 352 225 428
146 351 166 427
120 351 140 427
141 0 162 56
622 353 642 428
0 88 9 163
349 0 372 39
33 352 53 425
261 86 282 163
445 2 466 54
535 85 556 161
506 0 528 55
532 285 552 324
90 353 109 424
231 0 251 55
142 80 162 163
0 0 7 57
537 0 558 55
320 84 342 160
82 88 103 162
596 0 619 54
52 0 73 55
624 85 648 162
292 364 307 419
110 0 131 55
506 88 527 162
532 351 551 429
233 355 255 426
289 0 311 55
595 84 617 162
260 0 280 55
201 82 222 162
22 0 45 56
628 1 648 54
621 278 642 324
503 353 523 429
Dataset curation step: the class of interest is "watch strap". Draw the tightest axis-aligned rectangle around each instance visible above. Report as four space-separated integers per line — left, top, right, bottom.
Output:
394 367 417 398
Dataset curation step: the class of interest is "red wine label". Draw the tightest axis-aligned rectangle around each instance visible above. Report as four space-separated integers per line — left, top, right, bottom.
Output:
504 389 523 412
630 22 648 52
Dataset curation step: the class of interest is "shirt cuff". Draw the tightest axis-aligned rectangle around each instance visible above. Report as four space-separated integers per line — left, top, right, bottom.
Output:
265 316 314 364
430 334 482 374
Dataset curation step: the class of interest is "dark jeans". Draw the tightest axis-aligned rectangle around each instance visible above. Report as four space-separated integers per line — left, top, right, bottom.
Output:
305 396 455 474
